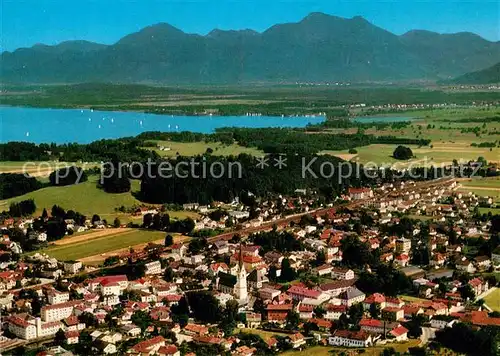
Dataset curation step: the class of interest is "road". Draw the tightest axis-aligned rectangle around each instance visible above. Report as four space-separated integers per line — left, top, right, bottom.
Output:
421 327 436 344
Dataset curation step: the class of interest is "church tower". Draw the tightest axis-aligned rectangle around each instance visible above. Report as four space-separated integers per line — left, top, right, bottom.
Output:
234 244 248 304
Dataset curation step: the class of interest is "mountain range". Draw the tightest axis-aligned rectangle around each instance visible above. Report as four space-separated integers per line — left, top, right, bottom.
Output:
447 62 500 84
1 13 499 84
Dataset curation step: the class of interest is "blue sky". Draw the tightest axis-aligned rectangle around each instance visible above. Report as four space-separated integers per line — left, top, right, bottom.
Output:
2 0 499 51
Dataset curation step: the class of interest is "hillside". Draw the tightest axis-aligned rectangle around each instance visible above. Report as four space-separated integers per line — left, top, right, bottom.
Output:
448 62 500 84
1 12 499 84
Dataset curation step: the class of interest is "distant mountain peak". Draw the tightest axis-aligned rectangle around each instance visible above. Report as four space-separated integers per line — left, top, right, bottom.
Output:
207 28 259 38
116 22 186 45
2 15 499 84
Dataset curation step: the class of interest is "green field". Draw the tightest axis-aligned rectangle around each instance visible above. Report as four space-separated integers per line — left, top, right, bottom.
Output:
145 140 263 157
0 175 198 222
236 328 288 342
282 340 421 356
33 229 166 261
323 141 499 168
483 288 500 312
461 177 500 188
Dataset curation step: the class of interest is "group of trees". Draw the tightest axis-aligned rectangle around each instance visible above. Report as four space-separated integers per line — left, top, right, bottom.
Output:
434 323 499 355
0 138 158 163
250 228 303 254
49 166 88 186
0 173 42 199
139 153 372 204
142 213 195 234
8 199 36 217
393 145 414 160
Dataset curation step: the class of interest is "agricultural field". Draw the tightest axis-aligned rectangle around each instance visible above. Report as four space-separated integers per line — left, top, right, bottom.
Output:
322 107 500 168
144 140 263 157
0 175 199 223
322 141 499 169
31 229 167 261
458 177 500 201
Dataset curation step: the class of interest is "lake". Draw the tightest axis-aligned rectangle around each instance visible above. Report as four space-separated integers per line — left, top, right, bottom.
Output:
353 116 414 123
0 106 325 144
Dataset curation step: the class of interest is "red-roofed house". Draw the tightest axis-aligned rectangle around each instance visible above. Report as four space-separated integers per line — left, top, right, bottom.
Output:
468 278 489 296
287 286 322 301
265 304 293 323
288 333 306 349
363 293 386 310
348 188 373 200
324 304 347 320
130 336 166 355
89 275 128 295
389 326 409 342
158 345 180 356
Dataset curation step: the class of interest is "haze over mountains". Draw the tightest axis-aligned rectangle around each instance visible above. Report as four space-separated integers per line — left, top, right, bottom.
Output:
1 13 499 84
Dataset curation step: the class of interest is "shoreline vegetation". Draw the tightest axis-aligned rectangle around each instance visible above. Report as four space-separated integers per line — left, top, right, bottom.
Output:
1 83 499 118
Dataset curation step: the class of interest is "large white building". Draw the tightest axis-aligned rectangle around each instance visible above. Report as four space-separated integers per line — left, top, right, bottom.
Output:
329 330 373 348
41 301 81 322
8 316 63 340
145 261 162 275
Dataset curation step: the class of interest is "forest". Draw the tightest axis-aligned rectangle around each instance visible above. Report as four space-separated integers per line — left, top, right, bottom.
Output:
1 127 430 162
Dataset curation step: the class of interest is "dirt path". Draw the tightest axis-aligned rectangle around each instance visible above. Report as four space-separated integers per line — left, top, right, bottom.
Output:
53 228 133 246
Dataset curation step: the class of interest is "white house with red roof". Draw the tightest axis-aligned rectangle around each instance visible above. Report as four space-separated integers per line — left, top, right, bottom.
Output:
324 304 347 320
394 253 409 267
329 330 373 347
348 187 373 200
129 336 166 355
389 325 409 341
89 275 128 296
287 285 324 302
363 293 386 310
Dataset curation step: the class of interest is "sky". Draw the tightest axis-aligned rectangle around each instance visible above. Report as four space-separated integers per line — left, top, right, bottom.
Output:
1 0 499 51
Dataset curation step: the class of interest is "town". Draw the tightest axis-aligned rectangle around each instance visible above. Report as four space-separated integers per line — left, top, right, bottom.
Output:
0 173 498 356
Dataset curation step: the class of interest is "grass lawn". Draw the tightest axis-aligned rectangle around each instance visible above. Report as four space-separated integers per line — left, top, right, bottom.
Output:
282 340 421 356
0 175 198 222
32 229 166 261
144 140 263 157
236 328 288 342
483 288 500 312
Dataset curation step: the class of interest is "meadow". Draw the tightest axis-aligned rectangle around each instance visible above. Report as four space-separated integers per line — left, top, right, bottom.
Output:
0 175 198 223
144 140 263 157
